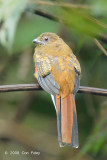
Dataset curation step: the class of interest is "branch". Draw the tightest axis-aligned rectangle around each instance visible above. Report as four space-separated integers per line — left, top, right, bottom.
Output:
94 38 107 56
0 84 107 96
29 0 90 10
34 9 59 22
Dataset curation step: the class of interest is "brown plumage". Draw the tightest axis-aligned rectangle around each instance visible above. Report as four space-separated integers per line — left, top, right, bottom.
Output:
33 32 81 147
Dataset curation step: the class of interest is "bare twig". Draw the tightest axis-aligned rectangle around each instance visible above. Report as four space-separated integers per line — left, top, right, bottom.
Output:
0 84 107 96
34 9 59 22
94 38 107 56
0 84 42 92
78 86 107 96
29 0 90 10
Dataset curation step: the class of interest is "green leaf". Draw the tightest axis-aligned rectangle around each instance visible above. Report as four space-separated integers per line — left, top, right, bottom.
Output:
0 0 27 52
60 8 107 37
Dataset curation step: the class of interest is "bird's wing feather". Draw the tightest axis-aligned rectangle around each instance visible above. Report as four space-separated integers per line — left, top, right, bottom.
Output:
73 69 80 95
69 54 81 75
34 56 60 95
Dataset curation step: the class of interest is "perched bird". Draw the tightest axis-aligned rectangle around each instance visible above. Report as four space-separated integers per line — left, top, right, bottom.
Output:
33 32 81 148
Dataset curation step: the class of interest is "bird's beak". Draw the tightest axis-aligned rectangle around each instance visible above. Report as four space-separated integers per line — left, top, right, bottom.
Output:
32 38 41 44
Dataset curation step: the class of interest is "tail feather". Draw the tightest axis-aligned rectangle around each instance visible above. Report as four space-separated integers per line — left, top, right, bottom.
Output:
56 97 62 145
56 94 79 148
71 96 79 148
61 94 73 144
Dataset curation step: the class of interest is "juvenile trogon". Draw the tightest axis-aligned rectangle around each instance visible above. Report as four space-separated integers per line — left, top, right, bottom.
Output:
33 32 81 148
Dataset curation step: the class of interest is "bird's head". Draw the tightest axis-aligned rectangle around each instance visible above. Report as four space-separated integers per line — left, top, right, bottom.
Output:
32 32 60 45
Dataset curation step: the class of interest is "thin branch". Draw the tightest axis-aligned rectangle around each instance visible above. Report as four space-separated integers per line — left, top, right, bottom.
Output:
94 38 107 56
34 9 59 22
0 84 42 92
0 84 107 96
29 0 90 10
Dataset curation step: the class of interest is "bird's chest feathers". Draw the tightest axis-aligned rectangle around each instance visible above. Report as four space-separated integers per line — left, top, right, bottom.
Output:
34 42 71 58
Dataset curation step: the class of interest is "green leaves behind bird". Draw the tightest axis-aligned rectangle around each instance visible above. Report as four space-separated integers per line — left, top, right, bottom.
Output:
0 0 27 52
59 8 107 37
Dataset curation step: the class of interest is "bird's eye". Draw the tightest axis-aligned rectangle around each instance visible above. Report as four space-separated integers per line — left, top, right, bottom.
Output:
44 37 49 42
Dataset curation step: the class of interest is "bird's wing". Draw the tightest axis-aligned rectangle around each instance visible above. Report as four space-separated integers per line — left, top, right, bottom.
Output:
70 55 80 95
73 69 80 95
69 54 81 75
34 55 60 95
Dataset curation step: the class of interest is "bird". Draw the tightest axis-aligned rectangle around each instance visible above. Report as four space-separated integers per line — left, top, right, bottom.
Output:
33 32 81 148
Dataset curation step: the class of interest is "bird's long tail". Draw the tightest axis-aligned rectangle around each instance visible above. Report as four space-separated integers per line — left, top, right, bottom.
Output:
55 93 79 148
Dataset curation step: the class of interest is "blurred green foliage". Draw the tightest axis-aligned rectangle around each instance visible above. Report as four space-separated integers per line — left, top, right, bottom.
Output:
0 0 27 51
0 0 107 160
